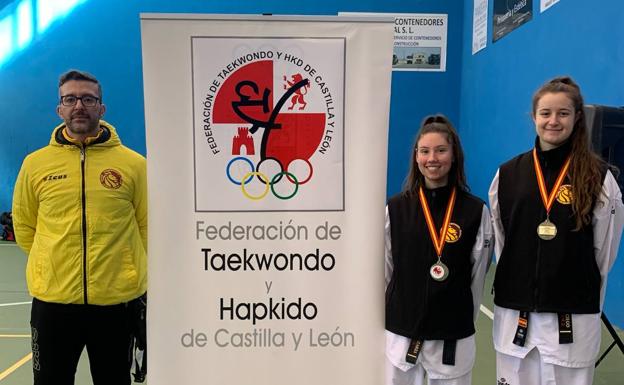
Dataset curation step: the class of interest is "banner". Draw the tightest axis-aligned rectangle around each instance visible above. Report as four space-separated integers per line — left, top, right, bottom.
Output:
493 0 533 42
390 13 447 72
341 12 448 72
141 14 393 385
472 0 489 54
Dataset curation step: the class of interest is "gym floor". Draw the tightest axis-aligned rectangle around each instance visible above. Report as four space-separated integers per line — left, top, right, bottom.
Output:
1 241 621 384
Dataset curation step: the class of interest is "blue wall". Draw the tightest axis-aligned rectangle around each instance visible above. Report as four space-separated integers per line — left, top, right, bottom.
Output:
0 0 464 211
459 0 624 326
1 0 623 327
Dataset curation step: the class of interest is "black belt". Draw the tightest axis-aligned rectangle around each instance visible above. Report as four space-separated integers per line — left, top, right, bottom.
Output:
512 311 529 346
558 312 573 344
405 339 457 366
512 311 573 346
442 339 457 365
405 339 423 364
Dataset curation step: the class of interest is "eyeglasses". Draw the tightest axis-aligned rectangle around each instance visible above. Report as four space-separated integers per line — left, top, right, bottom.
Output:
60 95 100 107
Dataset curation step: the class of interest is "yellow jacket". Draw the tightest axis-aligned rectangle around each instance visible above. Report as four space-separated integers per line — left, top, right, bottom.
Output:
12 121 147 305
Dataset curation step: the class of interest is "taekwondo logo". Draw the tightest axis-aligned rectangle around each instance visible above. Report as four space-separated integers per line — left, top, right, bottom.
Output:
193 38 344 211
100 169 122 189
217 65 325 201
445 223 462 243
556 184 573 204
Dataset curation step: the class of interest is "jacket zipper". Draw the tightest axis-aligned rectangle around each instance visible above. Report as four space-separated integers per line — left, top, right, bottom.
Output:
80 147 89 304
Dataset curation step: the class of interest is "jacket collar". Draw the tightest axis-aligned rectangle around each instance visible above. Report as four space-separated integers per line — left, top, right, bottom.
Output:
51 120 119 147
534 136 572 166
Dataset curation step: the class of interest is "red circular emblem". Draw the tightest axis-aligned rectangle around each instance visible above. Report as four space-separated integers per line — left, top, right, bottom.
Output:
100 169 123 189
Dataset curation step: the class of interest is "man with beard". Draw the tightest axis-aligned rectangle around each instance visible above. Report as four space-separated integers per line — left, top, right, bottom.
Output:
12 70 147 385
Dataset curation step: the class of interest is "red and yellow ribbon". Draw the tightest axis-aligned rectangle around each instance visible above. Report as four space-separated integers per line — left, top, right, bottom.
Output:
418 186 457 257
532 149 571 215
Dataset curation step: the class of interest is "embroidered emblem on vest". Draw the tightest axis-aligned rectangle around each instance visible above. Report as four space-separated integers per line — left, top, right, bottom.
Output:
100 169 123 189
445 222 462 243
556 184 573 204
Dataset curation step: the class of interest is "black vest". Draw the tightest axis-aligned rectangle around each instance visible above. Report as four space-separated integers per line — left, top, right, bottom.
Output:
494 140 603 314
386 186 484 340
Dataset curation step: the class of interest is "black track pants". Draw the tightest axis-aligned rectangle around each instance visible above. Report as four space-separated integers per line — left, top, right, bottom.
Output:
30 298 132 385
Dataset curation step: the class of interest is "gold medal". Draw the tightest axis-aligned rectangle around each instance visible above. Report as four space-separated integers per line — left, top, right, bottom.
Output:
419 187 456 283
430 261 449 281
532 149 571 241
537 218 557 240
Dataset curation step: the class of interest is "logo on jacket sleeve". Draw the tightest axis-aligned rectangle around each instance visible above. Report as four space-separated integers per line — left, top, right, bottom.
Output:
556 184 573 204
42 174 67 182
100 169 123 189
445 222 462 243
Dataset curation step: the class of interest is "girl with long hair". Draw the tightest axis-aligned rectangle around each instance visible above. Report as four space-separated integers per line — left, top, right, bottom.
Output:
489 76 624 385
385 114 493 385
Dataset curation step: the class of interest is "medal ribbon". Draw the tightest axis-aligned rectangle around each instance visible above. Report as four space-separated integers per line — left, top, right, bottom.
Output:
418 186 457 257
532 149 571 215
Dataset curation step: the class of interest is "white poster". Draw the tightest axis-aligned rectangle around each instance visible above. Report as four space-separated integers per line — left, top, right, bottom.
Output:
391 13 447 72
141 14 393 385
473 0 488 54
541 0 560 12
340 12 447 72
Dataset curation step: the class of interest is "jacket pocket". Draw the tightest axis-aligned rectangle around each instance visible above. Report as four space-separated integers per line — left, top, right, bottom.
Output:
26 234 52 296
115 246 140 292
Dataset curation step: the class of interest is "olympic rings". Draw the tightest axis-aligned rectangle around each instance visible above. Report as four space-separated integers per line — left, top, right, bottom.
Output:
225 156 314 201
226 157 254 185
241 171 270 200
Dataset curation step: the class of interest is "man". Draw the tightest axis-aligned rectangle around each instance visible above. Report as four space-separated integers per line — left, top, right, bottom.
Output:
12 70 147 385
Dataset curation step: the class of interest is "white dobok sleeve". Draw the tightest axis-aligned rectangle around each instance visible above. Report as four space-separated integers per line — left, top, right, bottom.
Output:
592 169 624 309
470 204 494 321
385 205 393 291
488 169 505 263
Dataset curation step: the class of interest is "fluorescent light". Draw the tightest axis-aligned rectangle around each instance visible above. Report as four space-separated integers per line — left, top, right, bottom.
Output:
0 0 86 67
16 0 32 48
0 15 12 65
38 0 84 34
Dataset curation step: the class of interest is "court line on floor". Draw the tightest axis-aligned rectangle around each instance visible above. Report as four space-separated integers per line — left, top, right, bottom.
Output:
0 296 494 379
0 302 30 308
0 309 494 381
0 335 30 338
0 353 32 381
480 304 494 320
